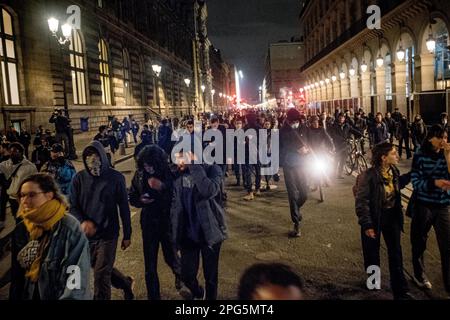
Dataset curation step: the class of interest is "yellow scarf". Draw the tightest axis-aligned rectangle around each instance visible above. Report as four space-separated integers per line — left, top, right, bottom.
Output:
381 167 395 195
17 199 66 281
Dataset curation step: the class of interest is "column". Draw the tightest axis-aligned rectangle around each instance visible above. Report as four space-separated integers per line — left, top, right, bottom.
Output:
340 78 350 99
361 71 371 114
394 61 407 115
375 66 386 114
419 53 435 91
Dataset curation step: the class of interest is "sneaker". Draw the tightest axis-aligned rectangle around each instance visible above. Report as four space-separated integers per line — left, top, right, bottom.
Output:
254 190 262 197
394 292 415 300
178 284 193 300
265 184 271 191
413 275 432 290
124 276 135 300
273 174 280 182
243 193 254 201
193 286 206 300
288 225 301 238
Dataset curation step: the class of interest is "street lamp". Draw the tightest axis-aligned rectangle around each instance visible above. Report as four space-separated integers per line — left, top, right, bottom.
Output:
349 66 356 77
426 24 436 53
184 78 191 115
152 64 162 114
331 75 337 82
201 85 206 113
376 54 384 68
211 89 216 110
47 17 77 160
339 70 346 80
397 36 405 62
360 60 368 73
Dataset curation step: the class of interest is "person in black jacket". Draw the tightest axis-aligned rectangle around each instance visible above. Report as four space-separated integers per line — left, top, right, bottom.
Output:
384 112 397 144
170 150 227 300
371 113 389 146
49 109 70 155
331 113 352 179
398 115 412 159
411 115 427 153
19 129 31 159
129 145 181 300
280 108 309 237
70 141 133 300
355 142 413 300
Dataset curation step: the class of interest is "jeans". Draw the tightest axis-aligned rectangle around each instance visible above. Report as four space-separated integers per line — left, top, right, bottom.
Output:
361 209 409 297
243 164 261 193
411 202 450 294
89 238 130 300
141 216 181 300
180 241 222 300
283 166 308 227
233 164 243 184
398 135 411 158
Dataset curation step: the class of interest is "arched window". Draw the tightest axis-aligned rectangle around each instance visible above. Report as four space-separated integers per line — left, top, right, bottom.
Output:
122 49 131 105
0 8 19 105
434 21 450 89
139 56 146 105
98 39 111 105
69 30 87 105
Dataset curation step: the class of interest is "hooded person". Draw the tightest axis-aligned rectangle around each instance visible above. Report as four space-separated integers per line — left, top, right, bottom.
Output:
69 140 134 300
40 143 76 196
129 145 182 300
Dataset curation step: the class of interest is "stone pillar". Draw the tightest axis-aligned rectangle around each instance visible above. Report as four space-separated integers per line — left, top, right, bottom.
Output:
321 85 326 101
375 66 386 114
394 61 407 115
350 75 360 98
340 78 350 99
361 71 371 114
333 80 341 100
419 53 435 92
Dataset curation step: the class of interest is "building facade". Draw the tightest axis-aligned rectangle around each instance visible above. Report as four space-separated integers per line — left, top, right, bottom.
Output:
210 47 234 112
300 0 450 123
264 41 306 108
0 0 219 134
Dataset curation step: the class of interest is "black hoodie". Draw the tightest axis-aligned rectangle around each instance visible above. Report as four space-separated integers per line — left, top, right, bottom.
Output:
69 141 132 240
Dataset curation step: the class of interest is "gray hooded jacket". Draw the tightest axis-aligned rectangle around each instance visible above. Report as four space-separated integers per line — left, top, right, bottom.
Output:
69 141 132 240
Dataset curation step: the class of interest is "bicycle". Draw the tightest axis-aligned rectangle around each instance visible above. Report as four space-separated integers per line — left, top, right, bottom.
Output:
344 137 368 176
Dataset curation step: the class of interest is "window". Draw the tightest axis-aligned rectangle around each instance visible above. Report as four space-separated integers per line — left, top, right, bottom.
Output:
98 39 111 105
122 49 131 105
0 8 19 105
69 30 87 105
139 56 146 105
434 29 450 89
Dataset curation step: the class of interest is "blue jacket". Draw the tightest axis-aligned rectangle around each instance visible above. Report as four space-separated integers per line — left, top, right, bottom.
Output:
10 214 91 300
170 165 228 247
41 158 76 196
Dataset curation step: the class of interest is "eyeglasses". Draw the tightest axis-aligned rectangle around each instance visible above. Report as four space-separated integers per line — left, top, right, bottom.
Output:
19 191 45 199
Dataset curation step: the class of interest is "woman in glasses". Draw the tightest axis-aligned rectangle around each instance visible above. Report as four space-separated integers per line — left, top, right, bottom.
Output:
9 173 91 300
355 142 413 300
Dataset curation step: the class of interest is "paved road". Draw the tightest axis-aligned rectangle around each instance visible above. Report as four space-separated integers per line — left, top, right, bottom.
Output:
0 155 448 300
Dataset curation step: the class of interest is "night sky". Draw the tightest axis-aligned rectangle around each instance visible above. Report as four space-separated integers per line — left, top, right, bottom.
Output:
207 0 302 102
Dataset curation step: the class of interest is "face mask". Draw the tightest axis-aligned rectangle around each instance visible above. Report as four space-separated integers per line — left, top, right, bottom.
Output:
291 123 299 129
86 154 102 177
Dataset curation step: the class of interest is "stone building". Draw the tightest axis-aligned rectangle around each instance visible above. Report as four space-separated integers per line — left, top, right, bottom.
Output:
0 0 218 134
264 40 306 108
300 0 450 123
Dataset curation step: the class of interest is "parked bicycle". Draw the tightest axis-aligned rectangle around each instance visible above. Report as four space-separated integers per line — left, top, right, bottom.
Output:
345 137 368 176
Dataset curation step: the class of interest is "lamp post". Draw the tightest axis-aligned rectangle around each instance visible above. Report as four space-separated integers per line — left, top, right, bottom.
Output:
47 17 77 160
184 78 191 115
201 84 206 113
211 89 215 111
152 64 162 114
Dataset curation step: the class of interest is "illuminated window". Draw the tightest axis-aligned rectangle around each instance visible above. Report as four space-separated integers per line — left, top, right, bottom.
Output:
122 49 131 105
69 30 87 105
0 8 19 105
98 39 111 105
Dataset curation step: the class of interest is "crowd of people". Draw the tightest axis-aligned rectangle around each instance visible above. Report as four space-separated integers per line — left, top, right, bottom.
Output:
0 105 450 301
